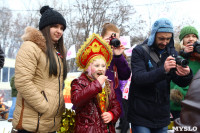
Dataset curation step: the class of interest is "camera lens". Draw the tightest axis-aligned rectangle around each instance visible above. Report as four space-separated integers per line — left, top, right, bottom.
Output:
110 38 120 48
180 60 188 67
194 45 200 54
176 56 188 68
193 41 200 54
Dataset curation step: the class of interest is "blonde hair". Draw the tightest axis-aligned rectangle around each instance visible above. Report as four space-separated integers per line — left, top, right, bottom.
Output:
174 40 185 53
101 23 120 37
85 55 106 71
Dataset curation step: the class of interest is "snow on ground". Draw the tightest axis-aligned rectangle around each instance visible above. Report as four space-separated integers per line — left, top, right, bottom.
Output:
0 120 12 133
0 103 174 133
0 118 174 133
0 103 73 133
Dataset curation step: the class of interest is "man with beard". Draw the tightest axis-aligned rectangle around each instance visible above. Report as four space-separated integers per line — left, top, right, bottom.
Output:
128 18 193 133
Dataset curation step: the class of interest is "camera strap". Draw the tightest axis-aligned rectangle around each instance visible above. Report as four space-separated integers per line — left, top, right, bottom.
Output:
142 44 160 64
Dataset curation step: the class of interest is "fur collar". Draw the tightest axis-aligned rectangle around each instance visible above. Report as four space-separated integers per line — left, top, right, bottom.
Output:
21 26 46 52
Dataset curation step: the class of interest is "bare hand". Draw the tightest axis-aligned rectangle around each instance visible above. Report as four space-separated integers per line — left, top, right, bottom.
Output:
184 43 194 53
104 37 110 43
164 56 176 73
112 44 125 55
175 65 190 76
101 112 112 123
97 75 108 85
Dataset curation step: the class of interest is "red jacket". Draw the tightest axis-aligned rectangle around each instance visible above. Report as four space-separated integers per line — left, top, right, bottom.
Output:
71 73 121 133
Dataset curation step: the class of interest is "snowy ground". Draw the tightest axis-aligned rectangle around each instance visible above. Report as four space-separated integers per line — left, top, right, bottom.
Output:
0 103 174 133
0 120 174 133
0 103 73 133
0 120 12 133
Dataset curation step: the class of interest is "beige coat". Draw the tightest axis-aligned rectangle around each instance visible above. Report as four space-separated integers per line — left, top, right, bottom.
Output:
13 27 65 132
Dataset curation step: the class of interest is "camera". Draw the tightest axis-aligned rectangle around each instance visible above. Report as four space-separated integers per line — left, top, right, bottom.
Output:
192 41 200 54
109 33 120 48
180 41 200 59
175 56 189 68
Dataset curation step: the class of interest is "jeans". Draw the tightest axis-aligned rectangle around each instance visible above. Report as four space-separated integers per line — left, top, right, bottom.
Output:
8 97 16 120
132 124 168 133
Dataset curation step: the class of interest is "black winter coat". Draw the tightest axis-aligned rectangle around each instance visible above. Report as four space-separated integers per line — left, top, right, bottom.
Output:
127 41 193 128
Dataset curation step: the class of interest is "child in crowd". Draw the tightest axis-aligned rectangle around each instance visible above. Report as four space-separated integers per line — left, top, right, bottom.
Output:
71 33 121 133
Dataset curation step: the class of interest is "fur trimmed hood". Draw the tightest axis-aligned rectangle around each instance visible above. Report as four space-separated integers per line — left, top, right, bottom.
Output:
21 26 46 52
13 27 65 132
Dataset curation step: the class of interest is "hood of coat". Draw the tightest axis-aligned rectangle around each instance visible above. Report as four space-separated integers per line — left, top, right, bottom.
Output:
147 18 174 47
21 26 46 53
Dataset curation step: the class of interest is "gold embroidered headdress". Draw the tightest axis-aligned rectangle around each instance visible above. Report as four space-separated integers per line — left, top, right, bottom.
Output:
76 33 113 70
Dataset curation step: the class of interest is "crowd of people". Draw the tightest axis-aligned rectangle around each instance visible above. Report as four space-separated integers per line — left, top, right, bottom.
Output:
1 4 200 133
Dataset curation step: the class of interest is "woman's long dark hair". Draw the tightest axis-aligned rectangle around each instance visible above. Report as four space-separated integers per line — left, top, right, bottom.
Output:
41 26 67 80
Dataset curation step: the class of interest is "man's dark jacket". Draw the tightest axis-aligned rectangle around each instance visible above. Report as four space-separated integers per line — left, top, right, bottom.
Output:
127 40 193 128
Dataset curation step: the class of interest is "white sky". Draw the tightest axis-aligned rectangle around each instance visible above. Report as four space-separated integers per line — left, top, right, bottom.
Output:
2 0 68 10
3 0 200 24
130 0 200 29
1 0 200 34
2 0 36 10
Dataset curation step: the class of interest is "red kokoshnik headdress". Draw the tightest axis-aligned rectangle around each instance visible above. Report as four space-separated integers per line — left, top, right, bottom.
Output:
76 33 113 71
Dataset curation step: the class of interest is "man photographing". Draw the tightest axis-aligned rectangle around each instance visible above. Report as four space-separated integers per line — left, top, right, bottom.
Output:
128 18 193 133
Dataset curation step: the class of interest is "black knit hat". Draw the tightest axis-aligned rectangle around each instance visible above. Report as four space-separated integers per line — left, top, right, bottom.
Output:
39 6 66 30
